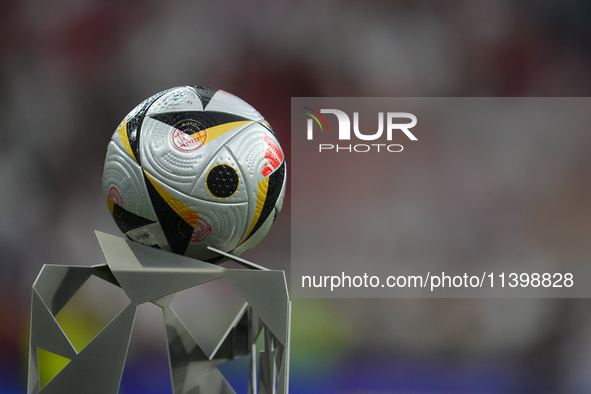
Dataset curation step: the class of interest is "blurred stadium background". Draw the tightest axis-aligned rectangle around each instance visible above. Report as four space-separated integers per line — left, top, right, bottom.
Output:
3 0 591 393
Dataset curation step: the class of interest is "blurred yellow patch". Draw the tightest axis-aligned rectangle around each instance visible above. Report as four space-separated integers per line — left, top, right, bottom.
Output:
55 296 105 353
37 348 70 388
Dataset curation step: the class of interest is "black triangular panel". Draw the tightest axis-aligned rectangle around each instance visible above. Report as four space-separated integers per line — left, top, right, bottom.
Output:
142 172 192 256
193 86 218 109
148 111 250 134
111 204 156 234
125 89 173 165
245 162 285 243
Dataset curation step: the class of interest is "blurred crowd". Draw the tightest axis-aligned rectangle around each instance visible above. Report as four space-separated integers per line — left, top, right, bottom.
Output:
3 0 591 393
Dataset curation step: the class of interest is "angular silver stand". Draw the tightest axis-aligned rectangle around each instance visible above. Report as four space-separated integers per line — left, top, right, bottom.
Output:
27 231 291 394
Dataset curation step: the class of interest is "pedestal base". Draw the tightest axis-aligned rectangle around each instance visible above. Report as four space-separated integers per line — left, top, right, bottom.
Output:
27 231 290 394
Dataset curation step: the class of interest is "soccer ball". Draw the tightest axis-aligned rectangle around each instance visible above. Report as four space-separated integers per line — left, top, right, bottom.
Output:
102 86 286 263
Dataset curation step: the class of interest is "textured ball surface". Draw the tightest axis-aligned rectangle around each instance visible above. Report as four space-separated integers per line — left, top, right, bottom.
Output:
102 86 286 263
